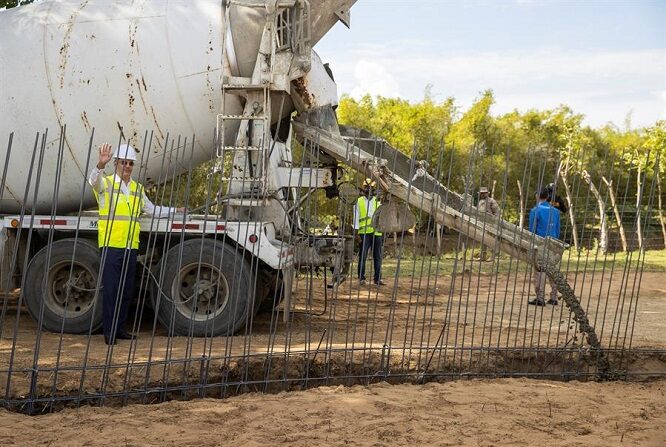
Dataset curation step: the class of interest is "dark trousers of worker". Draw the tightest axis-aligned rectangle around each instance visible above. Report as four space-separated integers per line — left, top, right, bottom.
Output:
101 247 137 338
358 234 383 283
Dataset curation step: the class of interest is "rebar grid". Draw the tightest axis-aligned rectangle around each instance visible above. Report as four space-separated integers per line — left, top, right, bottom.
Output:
0 125 664 415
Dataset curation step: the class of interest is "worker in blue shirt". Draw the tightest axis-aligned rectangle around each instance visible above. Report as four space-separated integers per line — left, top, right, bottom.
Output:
528 188 561 306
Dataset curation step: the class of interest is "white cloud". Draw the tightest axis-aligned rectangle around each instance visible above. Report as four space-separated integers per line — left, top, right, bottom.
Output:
326 45 666 128
369 48 662 86
658 90 666 120
349 59 401 98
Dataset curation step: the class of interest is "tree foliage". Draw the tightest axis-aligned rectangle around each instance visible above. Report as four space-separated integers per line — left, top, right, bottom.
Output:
337 93 665 251
0 0 34 9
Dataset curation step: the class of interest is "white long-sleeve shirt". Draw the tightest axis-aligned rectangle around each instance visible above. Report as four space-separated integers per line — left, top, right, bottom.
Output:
353 196 379 230
88 167 177 218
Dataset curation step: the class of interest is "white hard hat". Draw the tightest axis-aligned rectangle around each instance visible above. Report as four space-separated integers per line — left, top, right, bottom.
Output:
113 144 137 161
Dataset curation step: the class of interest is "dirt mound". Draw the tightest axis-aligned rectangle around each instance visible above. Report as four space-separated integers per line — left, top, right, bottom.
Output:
1 379 664 446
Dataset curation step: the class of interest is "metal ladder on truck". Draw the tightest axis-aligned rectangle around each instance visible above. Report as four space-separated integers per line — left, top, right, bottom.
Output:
216 0 311 204
216 0 311 320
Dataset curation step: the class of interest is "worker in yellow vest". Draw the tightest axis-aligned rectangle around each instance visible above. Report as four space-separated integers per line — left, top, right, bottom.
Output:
353 179 385 286
88 143 184 345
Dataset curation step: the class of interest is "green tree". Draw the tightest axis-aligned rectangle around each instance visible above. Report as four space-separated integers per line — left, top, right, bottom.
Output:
448 89 498 150
338 92 455 161
0 0 34 9
338 90 663 253
643 121 666 248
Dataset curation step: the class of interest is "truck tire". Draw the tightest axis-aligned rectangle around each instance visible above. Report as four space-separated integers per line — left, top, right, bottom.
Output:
153 238 255 337
23 238 102 334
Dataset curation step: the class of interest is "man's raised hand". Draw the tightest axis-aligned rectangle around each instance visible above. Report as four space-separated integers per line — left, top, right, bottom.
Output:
97 143 113 169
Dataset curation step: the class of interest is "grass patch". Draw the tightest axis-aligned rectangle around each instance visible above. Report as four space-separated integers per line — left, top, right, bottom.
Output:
379 249 666 278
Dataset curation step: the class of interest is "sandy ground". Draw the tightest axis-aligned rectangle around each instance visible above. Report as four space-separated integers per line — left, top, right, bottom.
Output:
1 272 665 400
0 269 665 446
0 379 664 446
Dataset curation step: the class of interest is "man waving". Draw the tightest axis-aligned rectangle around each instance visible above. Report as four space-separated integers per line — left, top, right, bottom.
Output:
88 143 184 345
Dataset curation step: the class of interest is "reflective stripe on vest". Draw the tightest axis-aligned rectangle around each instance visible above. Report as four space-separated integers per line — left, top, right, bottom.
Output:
357 196 382 236
93 175 144 249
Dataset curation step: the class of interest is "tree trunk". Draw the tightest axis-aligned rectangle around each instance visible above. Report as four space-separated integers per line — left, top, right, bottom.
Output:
559 171 579 251
656 157 666 249
636 163 644 250
517 179 525 230
581 170 608 253
601 176 628 252
435 223 442 255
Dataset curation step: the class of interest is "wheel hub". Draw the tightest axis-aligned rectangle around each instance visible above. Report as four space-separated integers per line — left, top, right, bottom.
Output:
174 264 229 321
46 262 97 318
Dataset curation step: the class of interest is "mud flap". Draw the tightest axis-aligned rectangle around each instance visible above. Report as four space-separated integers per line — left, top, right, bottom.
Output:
0 226 16 292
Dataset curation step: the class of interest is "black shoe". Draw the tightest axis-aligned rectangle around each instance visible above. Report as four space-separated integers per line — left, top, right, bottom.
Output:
528 298 546 306
374 280 386 286
104 335 117 345
116 330 136 340
546 298 558 306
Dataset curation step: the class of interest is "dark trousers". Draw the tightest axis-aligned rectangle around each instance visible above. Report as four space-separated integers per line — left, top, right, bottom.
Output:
101 247 137 337
358 234 383 282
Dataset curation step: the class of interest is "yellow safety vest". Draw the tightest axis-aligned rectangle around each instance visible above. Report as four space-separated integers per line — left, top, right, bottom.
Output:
93 175 144 249
357 196 382 236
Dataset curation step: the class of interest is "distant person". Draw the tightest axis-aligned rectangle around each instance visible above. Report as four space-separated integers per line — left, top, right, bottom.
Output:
89 143 185 345
546 182 568 215
354 178 385 286
477 186 500 261
477 186 500 216
528 188 561 306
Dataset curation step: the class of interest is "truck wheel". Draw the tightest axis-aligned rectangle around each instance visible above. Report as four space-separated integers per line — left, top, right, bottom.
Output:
154 239 255 337
23 238 102 333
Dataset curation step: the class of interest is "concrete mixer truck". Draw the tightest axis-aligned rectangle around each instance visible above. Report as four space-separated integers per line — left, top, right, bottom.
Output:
0 0 361 337
0 0 566 338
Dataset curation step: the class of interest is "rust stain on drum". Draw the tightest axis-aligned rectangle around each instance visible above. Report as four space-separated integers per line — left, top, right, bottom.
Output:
149 106 166 142
126 18 141 148
58 1 90 89
81 111 91 132
135 79 148 111
2 184 20 203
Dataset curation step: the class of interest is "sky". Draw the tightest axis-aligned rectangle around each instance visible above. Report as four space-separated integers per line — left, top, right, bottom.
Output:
315 0 666 129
